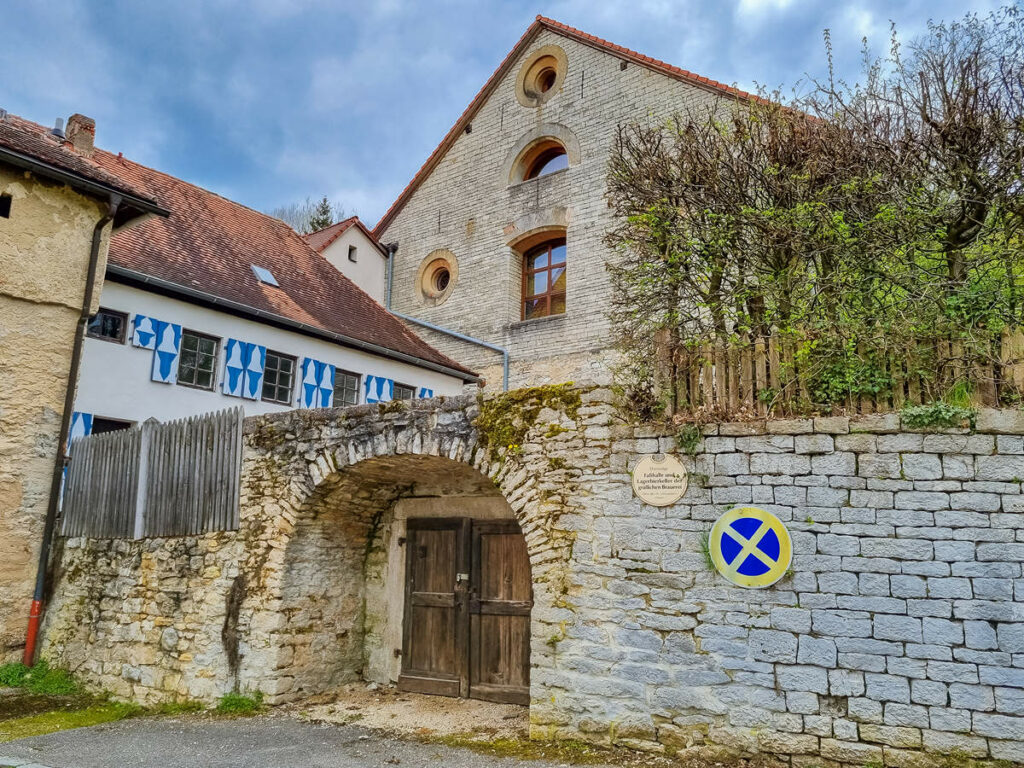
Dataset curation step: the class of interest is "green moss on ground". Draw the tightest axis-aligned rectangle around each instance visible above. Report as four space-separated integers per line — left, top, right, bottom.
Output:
425 733 621 764
0 701 141 743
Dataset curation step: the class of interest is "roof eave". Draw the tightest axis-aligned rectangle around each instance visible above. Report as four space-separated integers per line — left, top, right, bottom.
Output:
0 145 170 222
372 19 546 236
106 263 480 384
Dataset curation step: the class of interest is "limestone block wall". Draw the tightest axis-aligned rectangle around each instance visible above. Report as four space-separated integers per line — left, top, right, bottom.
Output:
0 164 109 659
40 387 1024 766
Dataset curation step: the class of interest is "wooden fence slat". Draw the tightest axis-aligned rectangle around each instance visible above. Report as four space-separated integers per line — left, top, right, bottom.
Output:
754 337 767 416
714 342 727 414
740 335 754 410
61 408 243 539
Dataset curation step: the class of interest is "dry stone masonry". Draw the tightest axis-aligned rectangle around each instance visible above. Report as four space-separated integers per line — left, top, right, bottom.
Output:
41 386 1024 766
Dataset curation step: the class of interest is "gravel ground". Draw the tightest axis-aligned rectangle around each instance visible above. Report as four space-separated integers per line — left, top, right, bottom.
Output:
289 683 529 739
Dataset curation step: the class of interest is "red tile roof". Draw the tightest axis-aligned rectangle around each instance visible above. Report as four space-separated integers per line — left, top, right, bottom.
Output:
84 149 475 379
303 215 386 257
373 15 763 236
0 114 159 210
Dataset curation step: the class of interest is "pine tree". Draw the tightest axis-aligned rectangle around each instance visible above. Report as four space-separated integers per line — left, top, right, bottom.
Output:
307 196 334 232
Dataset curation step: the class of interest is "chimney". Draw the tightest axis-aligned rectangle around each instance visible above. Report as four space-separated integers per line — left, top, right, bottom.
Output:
66 114 95 157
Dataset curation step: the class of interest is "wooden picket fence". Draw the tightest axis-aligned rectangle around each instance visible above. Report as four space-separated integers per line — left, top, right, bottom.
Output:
656 328 1024 419
62 407 244 538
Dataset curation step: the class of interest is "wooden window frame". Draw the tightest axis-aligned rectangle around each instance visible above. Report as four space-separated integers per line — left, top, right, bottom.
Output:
334 369 361 406
393 382 416 401
521 238 567 320
523 146 568 180
261 350 296 405
176 329 219 391
86 307 128 344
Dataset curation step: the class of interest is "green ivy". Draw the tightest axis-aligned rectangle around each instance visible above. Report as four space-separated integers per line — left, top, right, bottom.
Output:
900 402 976 430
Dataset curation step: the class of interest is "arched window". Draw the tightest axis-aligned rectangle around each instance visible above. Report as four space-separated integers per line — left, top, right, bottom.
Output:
524 146 568 179
512 138 569 183
522 239 566 320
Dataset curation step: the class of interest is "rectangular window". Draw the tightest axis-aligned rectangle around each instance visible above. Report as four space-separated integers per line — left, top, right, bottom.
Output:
262 350 296 405
333 370 361 406
91 416 133 434
0 194 11 218
177 330 218 390
348 245 358 262
522 239 567 319
86 308 128 344
393 382 416 401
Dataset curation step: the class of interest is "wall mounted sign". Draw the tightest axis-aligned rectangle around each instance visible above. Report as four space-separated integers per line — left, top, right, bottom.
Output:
632 454 688 506
709 506 792 588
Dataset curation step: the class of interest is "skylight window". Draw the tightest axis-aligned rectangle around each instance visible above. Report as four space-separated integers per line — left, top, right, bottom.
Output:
251 265 279 286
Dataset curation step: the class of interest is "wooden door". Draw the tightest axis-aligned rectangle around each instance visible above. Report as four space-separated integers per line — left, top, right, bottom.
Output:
398 518 532 704
398 518 468 697
469 520 533 704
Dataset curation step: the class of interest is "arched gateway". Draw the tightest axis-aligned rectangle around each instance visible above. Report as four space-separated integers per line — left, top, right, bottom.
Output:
226 392 576 707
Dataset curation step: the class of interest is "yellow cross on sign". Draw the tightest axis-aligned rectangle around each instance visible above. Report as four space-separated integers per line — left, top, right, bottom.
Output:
709 506 793 588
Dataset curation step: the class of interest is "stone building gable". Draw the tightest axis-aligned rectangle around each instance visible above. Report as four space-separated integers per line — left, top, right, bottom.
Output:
378 21 744 389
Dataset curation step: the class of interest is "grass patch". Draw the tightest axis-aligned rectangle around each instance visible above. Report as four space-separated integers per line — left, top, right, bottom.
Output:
0 701 140 743
150 699 207 716
214 692 263 716
0 664 29 688
0 661 79 696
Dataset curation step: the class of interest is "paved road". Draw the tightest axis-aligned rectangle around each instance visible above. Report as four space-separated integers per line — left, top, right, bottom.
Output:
0 715 616 768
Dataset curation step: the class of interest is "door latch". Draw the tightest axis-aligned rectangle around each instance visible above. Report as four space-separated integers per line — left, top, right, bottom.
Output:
456 572 470 583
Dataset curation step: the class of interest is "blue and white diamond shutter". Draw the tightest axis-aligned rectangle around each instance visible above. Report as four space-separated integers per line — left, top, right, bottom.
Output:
243 344 266 400
317 362 335 408
364 375 395 404
132 315 157 349
417 387 434 399
300 359 337 408
150 321 182 384
300 358 318 408
69 412 93 444
222 339 246 397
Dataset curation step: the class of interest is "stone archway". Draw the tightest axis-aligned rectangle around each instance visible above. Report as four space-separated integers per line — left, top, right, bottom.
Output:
234 394 576 709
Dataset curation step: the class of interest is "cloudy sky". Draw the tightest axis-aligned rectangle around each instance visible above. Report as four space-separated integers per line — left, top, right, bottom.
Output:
2 0 1004 228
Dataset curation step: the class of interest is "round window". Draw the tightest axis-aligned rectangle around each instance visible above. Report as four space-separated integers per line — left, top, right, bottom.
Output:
432 266 451 292
416 250 458 306
537 67 557 93
515 45 567 107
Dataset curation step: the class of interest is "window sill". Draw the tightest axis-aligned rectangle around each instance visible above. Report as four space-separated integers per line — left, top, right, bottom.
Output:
507 312 567 333
86 333 126 345
507 166 569 190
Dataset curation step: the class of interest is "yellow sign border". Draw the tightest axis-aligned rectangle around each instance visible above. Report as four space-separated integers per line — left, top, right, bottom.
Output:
709 506 792 588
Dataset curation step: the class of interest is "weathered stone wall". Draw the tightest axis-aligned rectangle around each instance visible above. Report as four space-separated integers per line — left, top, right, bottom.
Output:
41 387 1024 765
0 163 109 659
380 28 724 389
